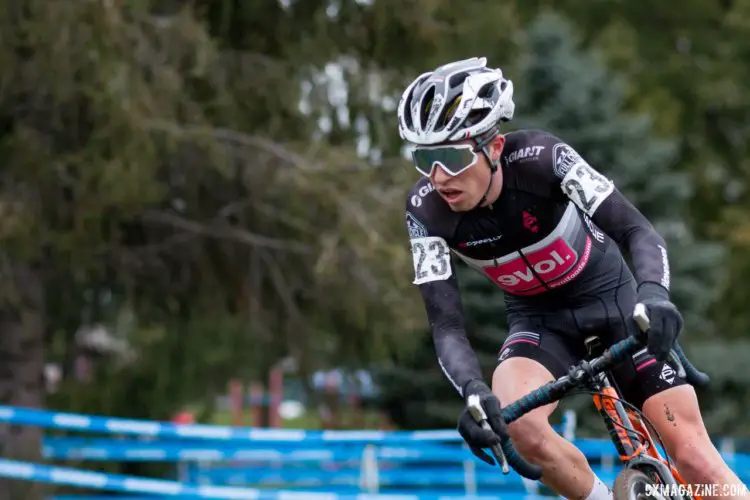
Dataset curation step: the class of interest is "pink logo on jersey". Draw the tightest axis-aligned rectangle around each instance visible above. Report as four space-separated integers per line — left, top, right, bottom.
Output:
484 237 591 295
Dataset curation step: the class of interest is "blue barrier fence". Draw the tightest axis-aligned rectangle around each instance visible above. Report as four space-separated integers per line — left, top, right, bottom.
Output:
42 437 465 462
0 404 746 499
0 406 461 443
2 457 524 499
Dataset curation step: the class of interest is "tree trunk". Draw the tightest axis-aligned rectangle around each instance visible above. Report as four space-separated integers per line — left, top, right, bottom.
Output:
0 256 45 500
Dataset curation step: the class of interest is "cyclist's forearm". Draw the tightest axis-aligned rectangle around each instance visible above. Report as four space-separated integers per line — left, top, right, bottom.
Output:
419 279 483 397
432 326 484 397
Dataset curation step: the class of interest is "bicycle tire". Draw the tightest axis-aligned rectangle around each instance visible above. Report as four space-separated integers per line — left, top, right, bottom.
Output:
613 468 685 500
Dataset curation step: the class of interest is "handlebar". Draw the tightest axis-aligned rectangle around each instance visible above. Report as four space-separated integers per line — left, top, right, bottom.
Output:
466 304 709 481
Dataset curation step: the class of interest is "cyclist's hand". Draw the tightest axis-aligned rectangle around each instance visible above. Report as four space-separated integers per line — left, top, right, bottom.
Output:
635 282 684 362
457 379 509 465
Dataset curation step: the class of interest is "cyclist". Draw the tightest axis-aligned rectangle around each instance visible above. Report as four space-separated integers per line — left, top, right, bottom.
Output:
399 57 747 499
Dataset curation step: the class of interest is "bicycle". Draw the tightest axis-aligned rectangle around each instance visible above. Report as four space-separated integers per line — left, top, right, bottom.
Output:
468 304 711 500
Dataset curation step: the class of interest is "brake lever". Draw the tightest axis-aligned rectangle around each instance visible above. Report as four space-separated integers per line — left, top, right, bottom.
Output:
633 303 686 378
667 350 686 379
467 394 510 474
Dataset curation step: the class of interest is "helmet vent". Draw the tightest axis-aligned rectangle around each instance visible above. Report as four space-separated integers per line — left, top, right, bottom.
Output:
419 85 436 129
449 71 469 88
477 82 495 98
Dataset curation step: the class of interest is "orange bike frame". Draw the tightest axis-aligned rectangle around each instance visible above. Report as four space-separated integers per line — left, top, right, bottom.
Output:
592 386 700 499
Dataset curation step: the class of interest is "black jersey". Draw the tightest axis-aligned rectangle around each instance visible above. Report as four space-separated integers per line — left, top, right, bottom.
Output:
405 129 671 395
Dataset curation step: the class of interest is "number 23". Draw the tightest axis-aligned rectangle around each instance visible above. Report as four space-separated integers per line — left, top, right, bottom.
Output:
412 239 450 280
563 164 611 211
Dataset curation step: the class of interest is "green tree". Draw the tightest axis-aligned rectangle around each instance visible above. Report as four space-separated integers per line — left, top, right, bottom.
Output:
377 12 724 433
0 3 430 494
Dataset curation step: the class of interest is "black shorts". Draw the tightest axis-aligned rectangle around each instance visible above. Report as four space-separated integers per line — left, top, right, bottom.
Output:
498 281 687 410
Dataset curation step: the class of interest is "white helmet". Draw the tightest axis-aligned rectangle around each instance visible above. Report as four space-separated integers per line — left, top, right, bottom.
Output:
397 57 515 145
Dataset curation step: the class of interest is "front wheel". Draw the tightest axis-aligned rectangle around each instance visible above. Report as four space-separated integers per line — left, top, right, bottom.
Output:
613 468 684 500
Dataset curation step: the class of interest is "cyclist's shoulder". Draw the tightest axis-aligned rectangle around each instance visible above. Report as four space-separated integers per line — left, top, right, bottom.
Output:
405 177 457 240
500 129 571 197
503 128 589 179
502 129 562 169
503 128 563 148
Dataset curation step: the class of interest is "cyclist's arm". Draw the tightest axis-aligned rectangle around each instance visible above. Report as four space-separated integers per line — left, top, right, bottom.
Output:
550 141 670 293
589 190 670 292
406 210 484 396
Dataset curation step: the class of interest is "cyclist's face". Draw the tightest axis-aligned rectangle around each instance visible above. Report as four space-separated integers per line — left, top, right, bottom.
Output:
429 135 505 211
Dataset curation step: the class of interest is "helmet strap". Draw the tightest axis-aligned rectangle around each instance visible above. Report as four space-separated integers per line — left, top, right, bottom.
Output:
471 129 502 209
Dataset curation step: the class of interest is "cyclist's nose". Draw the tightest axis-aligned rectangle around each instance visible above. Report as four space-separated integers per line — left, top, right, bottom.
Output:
431 164 451 185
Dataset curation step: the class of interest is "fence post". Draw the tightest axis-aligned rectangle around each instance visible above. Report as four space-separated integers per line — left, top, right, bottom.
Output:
562 410 577 442
268 366 284 428
463 443 477 495
249 382 265 427
229 379 244 427
720 437 735 460
172 412 195 485
359 444 380 493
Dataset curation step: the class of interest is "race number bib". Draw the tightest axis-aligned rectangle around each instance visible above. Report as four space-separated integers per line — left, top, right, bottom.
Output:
561 162 614 216
411 236 453 285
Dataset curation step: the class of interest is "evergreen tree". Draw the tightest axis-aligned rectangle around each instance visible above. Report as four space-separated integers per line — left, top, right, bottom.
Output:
376 11 724 432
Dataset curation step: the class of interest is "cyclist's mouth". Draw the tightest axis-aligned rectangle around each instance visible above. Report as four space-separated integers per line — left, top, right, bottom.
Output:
439 188 463 203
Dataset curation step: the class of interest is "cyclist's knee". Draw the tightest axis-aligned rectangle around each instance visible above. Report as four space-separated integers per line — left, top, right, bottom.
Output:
492 358 558 462
671 440 721 480
667 422 724 480
506 413 558 462
644 386 727 481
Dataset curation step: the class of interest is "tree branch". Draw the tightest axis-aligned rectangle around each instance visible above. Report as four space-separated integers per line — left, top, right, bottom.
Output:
139 209 312 254
143 120 318 171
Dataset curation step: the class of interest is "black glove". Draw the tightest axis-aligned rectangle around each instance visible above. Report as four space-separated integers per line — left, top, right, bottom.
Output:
457 379 509 465
635 282 684 362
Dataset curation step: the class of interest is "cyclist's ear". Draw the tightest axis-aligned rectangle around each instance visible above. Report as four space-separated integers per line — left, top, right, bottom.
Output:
487 134 506 162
